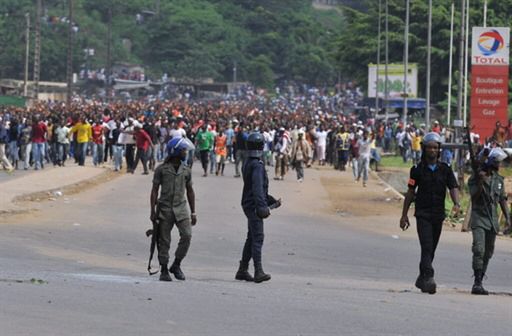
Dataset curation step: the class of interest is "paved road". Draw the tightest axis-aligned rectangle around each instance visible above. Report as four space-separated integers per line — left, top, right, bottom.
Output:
1 163 511 335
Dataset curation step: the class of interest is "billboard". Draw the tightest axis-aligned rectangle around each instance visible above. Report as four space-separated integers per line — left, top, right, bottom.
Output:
368 63 418 99
470 27 510 141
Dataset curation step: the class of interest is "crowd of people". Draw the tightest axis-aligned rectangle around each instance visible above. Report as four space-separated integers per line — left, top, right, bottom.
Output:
1 85 511 183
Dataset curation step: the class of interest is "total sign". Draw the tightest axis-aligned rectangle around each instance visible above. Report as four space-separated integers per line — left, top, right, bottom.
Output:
470 27 510 142
472 27 509 65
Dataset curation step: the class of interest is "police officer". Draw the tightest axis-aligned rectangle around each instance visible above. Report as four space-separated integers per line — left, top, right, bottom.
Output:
400 132 460 294
236 132 281 283
150 137 197 282
468 147 510 295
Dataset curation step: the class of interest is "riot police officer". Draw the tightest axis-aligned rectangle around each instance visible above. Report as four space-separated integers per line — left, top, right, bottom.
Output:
400 132 460 294
236 132 281 283
468 147 510 295
150 137 196 282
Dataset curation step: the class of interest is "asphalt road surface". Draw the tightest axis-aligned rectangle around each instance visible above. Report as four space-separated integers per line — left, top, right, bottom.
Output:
1 163 511 336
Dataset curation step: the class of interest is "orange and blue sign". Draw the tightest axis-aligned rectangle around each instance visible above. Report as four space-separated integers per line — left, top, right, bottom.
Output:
477 29 505 56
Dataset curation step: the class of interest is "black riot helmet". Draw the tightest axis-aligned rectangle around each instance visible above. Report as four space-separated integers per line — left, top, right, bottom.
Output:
246 132 265 158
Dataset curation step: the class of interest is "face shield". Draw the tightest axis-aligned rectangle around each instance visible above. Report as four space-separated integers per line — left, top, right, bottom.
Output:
488 147 508 162
481 147 508 170
167 137 195 157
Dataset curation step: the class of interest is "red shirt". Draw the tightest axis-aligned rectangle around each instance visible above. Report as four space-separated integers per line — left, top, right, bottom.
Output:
32 122 47 143
92 125 104 144
135 129 152 150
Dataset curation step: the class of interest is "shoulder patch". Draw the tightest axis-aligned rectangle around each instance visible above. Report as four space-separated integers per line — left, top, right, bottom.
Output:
408 178 416 186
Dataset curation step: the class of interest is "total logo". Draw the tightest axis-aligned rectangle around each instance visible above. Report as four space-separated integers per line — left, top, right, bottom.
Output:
478 29 505 56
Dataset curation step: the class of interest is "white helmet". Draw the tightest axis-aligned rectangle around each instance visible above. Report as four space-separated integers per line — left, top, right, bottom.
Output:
422 132 442 145
488 147 508 162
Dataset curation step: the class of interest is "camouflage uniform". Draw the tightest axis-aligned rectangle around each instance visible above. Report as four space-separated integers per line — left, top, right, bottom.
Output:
468 171 506 274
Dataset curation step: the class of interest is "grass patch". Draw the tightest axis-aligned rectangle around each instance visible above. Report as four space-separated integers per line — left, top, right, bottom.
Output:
380 155 414 169
499 166 512 177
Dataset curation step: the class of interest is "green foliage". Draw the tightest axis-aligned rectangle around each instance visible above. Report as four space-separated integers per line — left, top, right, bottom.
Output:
0 0 343 86
336 0 512 106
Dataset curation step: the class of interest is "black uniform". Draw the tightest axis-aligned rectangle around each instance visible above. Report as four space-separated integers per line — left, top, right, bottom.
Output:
408 161 458 279
241 157 269 267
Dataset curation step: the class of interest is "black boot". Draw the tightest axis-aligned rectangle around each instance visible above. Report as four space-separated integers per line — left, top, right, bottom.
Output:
415 273 425 291
235 260 254 282
422 277 436 294
159 264 172 282
471 270 489 295
170 260 186 280
254 263 271 283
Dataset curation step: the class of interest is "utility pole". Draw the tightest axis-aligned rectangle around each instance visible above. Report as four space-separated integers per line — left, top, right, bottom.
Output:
384 0 389 122
403 0 410 125
447 1 455 126
426 0 432 130
24 13 30 97
456 0 466 191
155 0 160 16
376 0 382 115
462 0 470 127
483 0 487 27
233 61 237 83
106 5 113 100
67 0 74 105
456 0 465 132
33 0 42 99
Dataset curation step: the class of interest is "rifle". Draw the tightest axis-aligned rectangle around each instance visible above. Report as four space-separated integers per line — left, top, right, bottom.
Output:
465 126 496 223
146 205 160 275
465 126 478 172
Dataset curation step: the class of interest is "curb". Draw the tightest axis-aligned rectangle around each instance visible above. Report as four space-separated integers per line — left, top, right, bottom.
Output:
370 170 405 201
1 169 121 217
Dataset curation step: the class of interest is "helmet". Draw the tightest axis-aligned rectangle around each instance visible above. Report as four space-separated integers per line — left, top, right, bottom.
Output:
482 147 507 170
246 132 264 158
488 147 508 162
246 132 264 151
166 137 195 157
422 132 442 145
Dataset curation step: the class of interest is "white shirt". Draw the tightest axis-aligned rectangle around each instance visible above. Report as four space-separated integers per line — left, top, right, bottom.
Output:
169 128 186 139
357 138 372 159
118 124 136 145
55 126 70 144
316 131 327 147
